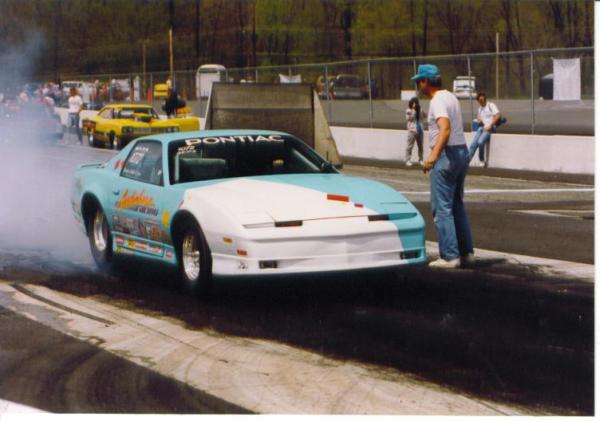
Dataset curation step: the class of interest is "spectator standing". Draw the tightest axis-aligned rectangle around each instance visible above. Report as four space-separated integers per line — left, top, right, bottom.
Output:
412 64 474 269
405 96 426 166
67 87 83 144
468 92 501 166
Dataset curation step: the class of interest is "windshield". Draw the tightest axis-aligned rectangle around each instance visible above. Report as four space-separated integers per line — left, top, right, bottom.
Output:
168 134 335 184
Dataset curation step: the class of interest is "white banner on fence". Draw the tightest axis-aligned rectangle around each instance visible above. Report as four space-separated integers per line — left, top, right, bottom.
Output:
553 58 581 101
279 73 302 84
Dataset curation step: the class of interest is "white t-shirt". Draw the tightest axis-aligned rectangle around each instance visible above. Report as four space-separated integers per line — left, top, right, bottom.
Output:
477 101 500 128
68 95 83 113
427 90 465 148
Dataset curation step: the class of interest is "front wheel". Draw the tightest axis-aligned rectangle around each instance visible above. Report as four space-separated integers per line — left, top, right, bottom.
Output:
108 131 120 149
177 220 212 295
88 207 113 270
87 130 95 147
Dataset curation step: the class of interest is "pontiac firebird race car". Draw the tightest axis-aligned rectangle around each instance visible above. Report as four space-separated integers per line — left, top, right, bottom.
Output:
71 130 426 292
81 103 199 149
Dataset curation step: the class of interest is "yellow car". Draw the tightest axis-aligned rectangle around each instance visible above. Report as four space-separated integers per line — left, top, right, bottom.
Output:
82 103 200 149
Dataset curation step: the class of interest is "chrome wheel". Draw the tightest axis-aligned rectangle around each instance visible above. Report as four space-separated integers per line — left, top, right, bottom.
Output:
92 210 108 252
182 232 200 280
112 136 119 149
88 131 94 147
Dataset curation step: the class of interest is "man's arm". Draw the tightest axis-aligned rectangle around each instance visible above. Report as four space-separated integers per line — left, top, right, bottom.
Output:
423 116 450 173
484 113 501 131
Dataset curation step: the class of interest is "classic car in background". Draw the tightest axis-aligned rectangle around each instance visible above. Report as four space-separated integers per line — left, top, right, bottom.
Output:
81 103 200 149
331 74 367 99
71 130 426 294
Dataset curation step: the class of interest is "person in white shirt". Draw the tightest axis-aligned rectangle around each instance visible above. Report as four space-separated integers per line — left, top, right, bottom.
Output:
411 64 474 269
67 87 83 144
468 92 501 165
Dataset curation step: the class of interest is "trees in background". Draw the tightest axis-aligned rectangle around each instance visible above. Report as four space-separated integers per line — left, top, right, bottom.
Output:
0 0 592 79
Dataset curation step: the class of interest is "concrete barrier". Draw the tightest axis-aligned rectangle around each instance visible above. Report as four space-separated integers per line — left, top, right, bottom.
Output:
55 106 594 175
330 126 594 175
55 107 97 127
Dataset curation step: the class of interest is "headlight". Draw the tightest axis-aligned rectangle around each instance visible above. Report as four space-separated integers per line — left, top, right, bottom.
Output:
122 127 133 134
167 126 179 133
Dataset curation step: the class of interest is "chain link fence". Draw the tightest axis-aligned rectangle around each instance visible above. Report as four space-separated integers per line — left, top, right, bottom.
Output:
57 47 593 135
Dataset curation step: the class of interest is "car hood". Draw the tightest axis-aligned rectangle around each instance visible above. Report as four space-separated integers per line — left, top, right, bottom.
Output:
182 174 414 223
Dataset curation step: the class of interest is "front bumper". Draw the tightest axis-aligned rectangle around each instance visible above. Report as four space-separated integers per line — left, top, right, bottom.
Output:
210 221 426 276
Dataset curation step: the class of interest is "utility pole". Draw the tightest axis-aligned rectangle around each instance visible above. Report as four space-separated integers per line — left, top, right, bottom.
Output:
168 0 175 81
195 0 201 59
169 29 174 80
142 39 149 95
496 31 499 99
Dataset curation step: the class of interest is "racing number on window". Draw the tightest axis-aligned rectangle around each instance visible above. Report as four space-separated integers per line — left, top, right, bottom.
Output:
121 141 163 186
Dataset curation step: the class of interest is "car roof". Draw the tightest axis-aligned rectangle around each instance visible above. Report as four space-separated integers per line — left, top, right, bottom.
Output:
134 129 293 144
104 103 153 109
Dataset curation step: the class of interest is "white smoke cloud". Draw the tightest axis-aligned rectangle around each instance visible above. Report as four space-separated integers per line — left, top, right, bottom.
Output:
0 33 94 266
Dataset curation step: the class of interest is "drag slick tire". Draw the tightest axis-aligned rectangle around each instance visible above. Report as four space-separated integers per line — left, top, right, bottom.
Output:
175 219 212 295
88 206 113 270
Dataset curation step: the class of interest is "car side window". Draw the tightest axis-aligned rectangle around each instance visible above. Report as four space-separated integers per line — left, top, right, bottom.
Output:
121 141 163 186
99 108 113 119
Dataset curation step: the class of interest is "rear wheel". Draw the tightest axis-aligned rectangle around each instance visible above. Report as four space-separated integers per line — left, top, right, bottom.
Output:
88 207 113 270
177 220 212 295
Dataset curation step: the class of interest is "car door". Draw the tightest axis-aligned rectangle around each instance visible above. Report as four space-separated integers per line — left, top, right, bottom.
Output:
111 140 170 259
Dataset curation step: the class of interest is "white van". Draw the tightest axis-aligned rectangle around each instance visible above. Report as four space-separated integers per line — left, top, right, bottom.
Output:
195 64 226 99
453 76 476 99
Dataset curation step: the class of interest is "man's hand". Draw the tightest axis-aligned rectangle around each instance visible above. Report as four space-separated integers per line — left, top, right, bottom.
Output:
484 125 492 131
422 154 437 173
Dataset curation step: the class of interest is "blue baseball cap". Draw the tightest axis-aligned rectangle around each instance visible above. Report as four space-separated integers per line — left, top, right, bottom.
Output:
411 64 441 81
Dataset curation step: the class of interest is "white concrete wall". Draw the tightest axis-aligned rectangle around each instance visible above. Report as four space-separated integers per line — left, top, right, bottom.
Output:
55 106 594 175
331 126 595 175
55 108 98 127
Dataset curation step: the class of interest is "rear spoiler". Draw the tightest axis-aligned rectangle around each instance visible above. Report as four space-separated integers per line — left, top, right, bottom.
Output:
77 162 104 170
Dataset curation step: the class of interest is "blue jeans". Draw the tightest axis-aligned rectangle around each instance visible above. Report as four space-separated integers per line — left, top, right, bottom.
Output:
468 128 492 162
68 112 82 142
430 145 474 260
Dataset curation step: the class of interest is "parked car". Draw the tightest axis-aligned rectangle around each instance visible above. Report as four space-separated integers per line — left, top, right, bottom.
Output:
332 74 367 99
452 76 477 99
71 130 426 293
82 103 199 149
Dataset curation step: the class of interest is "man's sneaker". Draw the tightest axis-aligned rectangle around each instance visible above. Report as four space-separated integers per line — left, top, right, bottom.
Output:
461 253 475 267
418 160 423 166
406 161 413 167
428 258 460 269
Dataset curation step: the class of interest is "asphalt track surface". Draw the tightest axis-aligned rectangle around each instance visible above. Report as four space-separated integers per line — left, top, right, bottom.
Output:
0 138 594 415
189 97 594 136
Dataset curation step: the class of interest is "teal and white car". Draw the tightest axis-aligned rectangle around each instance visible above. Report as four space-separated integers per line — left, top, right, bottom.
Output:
71 130 426 292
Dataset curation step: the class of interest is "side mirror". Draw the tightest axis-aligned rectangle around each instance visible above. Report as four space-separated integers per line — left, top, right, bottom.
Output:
320 161 335 173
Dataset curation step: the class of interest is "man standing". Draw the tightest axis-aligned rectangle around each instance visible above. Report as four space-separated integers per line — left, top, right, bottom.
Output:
67 87 83 144
468 92 501 165
412 64 474 268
